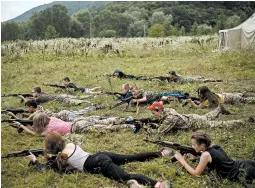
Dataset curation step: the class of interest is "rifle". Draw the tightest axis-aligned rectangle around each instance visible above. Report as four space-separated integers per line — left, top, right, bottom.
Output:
1 109 28 115
110 96 133 109
1 93 33 98
125 118 160 133
151 76 171 82
43 83 66 89
102 91 125 96
180 95 200 107
1 148 44 158
144 139 201 162
96 74 116 78
1 119 33 134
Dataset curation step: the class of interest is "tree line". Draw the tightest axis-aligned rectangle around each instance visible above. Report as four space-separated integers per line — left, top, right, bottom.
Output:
2 1 255 42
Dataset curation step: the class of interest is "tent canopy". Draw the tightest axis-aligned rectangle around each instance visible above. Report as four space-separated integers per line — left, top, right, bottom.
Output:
219 13 255 50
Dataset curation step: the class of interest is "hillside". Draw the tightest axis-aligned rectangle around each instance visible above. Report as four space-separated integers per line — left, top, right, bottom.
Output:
8 1 105 22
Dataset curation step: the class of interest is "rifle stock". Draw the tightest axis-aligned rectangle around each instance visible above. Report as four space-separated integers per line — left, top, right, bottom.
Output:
144 139 201 162
1 93 33 98
43 83 66 89
110 96 133 109
1 109 28 115
1 149 44 158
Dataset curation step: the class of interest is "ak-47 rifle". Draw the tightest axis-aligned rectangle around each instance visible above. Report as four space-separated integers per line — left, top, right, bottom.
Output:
1 93 33 98
43 83 66 89
1 148 44 158
125 118 160 133
102 91 124 96
102 91 125 100
144 139 201 162
110 96 134 109
1 109 28 115
151 76 172 82
96 74 116 78
1 119 33 134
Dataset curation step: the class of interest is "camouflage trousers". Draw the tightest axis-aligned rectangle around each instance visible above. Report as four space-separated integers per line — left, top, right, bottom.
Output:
184 107 249 129
179 76 222 83
158 106 223 133
56 94 93 105
51 104 104 122
71 116 133 134
221 93 255 104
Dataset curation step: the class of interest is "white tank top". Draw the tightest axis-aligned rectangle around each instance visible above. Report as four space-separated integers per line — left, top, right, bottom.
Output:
67 145 90 171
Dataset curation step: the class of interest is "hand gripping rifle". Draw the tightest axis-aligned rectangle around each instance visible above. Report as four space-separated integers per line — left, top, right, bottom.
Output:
144 138 201 162
1 119 33 134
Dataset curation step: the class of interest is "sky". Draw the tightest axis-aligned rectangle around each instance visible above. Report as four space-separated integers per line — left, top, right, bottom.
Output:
1 1 53 22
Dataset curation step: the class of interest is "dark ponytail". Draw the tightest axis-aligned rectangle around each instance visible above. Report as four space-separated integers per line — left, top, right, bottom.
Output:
191 132 212 149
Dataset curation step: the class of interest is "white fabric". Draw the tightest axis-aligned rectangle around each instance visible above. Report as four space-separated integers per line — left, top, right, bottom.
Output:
67 145 90 171
219 13 255 50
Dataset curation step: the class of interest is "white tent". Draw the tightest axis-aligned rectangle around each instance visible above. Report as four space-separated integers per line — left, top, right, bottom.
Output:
219 13 255 50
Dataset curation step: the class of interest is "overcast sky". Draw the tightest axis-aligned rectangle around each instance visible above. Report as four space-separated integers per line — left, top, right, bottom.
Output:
1 1 53 22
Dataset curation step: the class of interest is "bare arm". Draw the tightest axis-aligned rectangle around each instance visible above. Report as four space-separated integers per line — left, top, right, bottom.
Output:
16 123 38 136
6 112 19 119
134 96 147 103
188 99 205 108
175 151 210 176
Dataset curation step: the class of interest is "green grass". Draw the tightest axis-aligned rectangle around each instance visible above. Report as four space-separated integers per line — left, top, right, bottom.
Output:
1 38 255 188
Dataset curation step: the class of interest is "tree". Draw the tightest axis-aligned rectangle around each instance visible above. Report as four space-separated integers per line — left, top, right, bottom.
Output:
69 18 83 38
190 22 198 35
225 15 241 29
128 19 148 37
180 26 186 36
1 22 22 42
45 25 57 39
72 9 93 37
168 25 179 36
149 24 165 37
197 24 213 35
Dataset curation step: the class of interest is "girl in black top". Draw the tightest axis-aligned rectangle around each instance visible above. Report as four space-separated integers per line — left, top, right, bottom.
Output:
174 132 255 183
26 132 171 188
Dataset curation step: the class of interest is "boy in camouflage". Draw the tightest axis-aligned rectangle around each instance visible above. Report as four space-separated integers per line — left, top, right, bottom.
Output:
168 70 223 83
71 116 134 133
10 100 105 122
146 101 254 134
18 87 93 105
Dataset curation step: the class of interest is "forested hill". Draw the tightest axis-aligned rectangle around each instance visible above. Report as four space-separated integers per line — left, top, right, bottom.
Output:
2 1 255 42
8 1 105 22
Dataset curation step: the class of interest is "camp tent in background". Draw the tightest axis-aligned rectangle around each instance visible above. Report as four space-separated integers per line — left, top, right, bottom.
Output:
219 13 255 50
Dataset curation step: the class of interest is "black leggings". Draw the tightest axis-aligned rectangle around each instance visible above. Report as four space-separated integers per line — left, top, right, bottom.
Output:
83 151 162 187
237 160 255 183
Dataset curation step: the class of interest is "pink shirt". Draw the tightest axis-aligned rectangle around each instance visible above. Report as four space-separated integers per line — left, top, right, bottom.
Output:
41 117 72 136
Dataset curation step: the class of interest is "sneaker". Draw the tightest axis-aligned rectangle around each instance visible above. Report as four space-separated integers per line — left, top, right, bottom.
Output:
161 148 174 157
219 104 231 115
127 179 143 188
160 180 171 188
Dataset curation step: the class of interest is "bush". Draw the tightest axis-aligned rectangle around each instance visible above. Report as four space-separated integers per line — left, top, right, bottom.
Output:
148 24 165 37
99 30 117 38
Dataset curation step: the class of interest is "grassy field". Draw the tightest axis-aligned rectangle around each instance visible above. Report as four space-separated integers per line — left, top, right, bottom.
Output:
1 36 255 188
